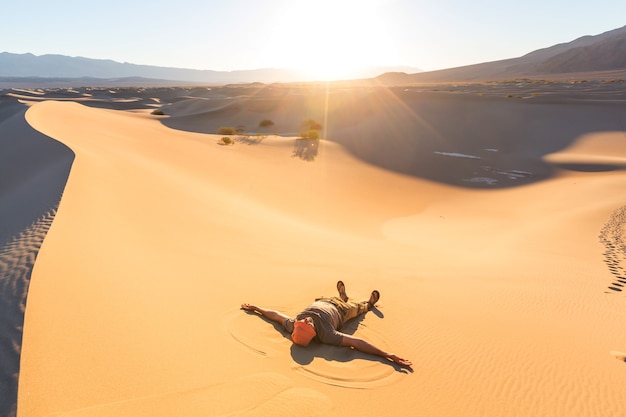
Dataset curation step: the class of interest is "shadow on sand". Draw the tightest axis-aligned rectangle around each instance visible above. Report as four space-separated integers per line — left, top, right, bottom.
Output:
292 138 319 161
0 98 75 417
242 305 411 374
157 84 626 189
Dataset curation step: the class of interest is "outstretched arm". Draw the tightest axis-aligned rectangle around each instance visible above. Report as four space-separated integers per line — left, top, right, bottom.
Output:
340 334 412 367
241 303 291 325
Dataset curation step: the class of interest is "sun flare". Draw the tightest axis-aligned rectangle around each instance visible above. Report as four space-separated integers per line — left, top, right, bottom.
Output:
264 0 396 80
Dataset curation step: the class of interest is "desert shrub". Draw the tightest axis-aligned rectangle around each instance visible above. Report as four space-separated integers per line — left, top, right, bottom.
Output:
219 136 234 145
151 109 165 115
301 118 322 131
300 129 320 140
217 127 237 135
259 119 274 128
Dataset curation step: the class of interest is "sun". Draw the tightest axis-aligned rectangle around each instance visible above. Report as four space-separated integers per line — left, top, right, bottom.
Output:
263 0 397 80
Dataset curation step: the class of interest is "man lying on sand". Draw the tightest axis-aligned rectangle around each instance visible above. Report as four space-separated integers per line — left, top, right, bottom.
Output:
241 281 412 367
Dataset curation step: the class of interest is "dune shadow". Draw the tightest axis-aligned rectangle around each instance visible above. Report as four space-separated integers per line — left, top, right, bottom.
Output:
329 88 626 189
292 138 319 161
552 162 625 172
157 83 626 189
34 83 626 191
0 98 74 417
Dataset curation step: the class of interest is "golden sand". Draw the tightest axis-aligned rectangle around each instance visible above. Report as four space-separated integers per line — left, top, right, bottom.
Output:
2 82 625 416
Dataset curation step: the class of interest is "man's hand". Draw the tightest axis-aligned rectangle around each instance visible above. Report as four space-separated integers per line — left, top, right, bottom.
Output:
387 354 412 367
341 335 412 368
241 303 291 325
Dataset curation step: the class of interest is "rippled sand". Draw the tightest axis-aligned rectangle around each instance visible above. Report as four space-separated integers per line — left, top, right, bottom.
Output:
2 81 626 417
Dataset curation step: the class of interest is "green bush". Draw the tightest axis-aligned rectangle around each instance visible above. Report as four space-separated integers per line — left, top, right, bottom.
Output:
259 119 275 128
217 127 237 135
300 129 320 140
219 136 234 145
301 118 322 131
151 109 165 115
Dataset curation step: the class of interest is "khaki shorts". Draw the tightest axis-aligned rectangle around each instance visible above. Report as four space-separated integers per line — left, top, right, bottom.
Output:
316 296 369 325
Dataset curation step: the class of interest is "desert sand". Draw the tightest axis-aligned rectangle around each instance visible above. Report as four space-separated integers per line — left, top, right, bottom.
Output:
2 80 626 416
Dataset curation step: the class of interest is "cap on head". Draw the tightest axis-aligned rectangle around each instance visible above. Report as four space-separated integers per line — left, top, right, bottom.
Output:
292 321 316 346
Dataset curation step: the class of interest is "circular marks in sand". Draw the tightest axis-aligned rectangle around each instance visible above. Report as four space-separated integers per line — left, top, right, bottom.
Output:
599 206 626 294
48 373 333 417
229 311 403 388
227 310 290 357
291 324 402 389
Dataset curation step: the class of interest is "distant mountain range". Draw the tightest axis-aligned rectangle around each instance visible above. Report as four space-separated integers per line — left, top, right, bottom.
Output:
0 52 420 85
2 25 625 86
378 25 626 84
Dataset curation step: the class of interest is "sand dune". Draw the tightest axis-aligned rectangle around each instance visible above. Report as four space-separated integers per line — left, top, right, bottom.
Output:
0 97 74 417
2 83 626 416
161 81 626 189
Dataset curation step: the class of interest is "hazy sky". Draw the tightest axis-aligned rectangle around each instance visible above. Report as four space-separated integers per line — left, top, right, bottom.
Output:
2 0 625 79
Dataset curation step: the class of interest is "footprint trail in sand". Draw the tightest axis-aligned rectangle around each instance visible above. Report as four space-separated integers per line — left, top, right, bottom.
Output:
599 205 626 294
0 204 59 417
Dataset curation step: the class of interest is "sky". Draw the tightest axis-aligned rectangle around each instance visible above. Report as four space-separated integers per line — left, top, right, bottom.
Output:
2 0 625 80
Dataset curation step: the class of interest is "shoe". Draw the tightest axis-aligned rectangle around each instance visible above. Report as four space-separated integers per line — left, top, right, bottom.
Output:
368 290 380 309
337 281 348 301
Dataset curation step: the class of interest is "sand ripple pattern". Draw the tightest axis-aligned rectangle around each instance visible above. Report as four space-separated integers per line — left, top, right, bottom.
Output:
229 311 400 388
0 204 58 417
46 373 333 417
599 205 626 294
